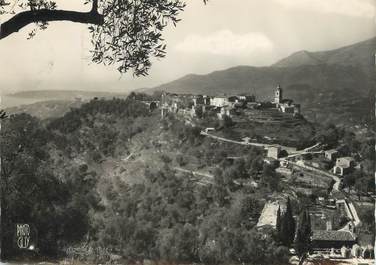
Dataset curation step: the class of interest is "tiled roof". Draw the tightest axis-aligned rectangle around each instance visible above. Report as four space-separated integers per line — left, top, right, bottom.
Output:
312 230 356 242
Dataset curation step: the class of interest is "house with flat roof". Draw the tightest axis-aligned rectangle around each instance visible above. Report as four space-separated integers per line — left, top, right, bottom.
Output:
257 201 280 229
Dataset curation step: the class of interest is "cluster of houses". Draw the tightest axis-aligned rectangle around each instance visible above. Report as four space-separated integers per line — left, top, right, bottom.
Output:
259 137 369 260
268 143 358 178
324 149 356 176
152 86 372 261
159 85 301 120
257 199 372 260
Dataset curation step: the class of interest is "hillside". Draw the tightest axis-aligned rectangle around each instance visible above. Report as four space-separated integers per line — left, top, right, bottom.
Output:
141 37 376 126
3 96 374 262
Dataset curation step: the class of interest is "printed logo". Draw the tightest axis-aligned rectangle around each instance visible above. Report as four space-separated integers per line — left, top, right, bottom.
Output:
16 224 30 249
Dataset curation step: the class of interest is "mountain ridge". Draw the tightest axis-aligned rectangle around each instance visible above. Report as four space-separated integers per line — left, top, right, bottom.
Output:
141 36 375 125
4 37 375 126
273 36 376 68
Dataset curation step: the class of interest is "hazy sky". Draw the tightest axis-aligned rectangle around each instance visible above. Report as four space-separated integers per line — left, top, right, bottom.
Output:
0 0 375 94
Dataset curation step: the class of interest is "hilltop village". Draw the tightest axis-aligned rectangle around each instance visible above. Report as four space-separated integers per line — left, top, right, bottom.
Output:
136 85 375 263
159 84 300 120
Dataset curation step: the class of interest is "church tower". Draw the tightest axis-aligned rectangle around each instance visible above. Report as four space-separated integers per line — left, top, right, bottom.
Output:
161 91 169 119
274 84 283 104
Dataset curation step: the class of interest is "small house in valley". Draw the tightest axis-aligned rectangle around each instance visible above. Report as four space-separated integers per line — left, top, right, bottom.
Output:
333 157 355 176
325 149 339 161
267 146 281 159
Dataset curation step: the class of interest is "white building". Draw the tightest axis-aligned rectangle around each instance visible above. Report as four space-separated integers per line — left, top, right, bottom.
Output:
333 157 355 176
211 96 230 107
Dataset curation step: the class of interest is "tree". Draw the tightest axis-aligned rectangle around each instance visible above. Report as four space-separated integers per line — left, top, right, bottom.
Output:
176 154 187 166
279 197 295 247
343 173 355 192
1 114 100 258
222 115 234 128
294 210 311 265
261 164 280 191
195 106 204 119
276 205 281 240
315 123 340 148
0 0 206 76
248 155 263 177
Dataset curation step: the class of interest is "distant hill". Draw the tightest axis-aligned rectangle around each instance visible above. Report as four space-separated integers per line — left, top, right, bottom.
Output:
3 89 130 117
7 90 128 101
5 100 84 120
144 64 370 98
140 37 376 126
273 37 376 71
273 50 325 67
4 90 129 119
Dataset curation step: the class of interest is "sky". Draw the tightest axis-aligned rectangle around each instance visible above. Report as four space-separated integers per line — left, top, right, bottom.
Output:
0 0 375 94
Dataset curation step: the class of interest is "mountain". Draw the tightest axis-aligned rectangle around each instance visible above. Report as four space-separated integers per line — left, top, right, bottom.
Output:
274 37 376 70
141 37 375 126
145 64 370 98
273 50 325 67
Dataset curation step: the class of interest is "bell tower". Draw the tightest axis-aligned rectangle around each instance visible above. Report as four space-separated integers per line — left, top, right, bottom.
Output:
274 84 282 104
161 91 169 119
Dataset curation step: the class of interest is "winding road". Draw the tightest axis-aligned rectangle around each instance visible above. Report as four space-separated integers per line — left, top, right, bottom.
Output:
200 130 342 191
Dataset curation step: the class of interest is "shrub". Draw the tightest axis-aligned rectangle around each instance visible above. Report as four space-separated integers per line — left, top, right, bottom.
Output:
176 154 187 166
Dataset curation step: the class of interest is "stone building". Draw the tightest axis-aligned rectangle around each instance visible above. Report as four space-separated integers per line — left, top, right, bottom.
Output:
193 95 211 106
267 146 281 159
273 85 301 115
325 149 339 161
211 96 230 107
333 157 355 176
274 85 283 104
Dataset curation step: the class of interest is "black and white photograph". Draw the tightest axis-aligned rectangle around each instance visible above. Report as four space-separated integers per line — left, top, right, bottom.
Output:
0 0 375 264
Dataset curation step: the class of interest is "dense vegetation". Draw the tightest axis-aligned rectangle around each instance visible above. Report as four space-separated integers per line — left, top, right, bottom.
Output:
0 96 290 263
94 166 289 264
1 97 152 259
1 94 373 263
1 114 100 258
